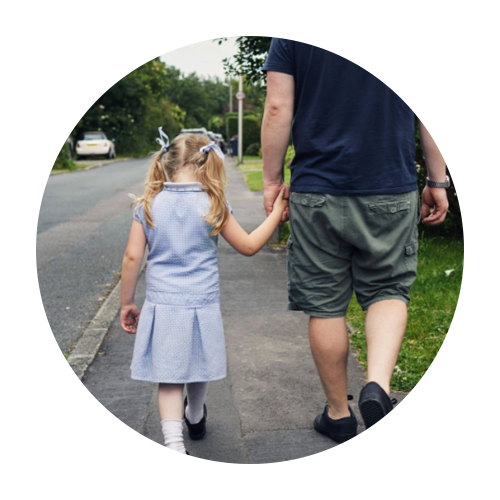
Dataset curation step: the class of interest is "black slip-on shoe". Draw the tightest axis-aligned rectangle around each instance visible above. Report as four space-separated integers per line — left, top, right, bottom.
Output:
163 450 193 464
358 382 401 464
183 396 207 440
313 405 358 443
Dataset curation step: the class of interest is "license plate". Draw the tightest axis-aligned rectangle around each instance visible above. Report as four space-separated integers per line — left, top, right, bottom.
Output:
87 143 98 146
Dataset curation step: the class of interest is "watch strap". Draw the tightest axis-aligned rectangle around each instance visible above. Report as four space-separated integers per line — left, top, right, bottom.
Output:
426 176 450 188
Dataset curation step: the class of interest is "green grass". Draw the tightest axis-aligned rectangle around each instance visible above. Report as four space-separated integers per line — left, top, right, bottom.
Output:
347 235 463 392
240 155 262 163
237 155 292 189
45 354 69 375
52 156 129 174
240 168 291 191
52 163 88 173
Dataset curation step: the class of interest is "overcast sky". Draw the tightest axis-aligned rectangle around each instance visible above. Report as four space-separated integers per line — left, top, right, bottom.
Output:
160 37 238 80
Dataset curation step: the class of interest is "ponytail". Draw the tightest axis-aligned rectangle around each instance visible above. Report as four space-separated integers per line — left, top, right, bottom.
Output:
131 150 167 228
187 147 230 236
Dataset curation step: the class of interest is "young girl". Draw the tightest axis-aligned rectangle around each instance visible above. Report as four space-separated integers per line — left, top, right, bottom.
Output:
120 128 288 455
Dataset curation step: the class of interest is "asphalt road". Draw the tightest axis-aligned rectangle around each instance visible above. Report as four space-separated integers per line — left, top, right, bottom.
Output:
37 159 149 354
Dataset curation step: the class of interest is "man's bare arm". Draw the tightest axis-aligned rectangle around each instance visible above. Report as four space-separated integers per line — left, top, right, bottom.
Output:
417 64 448 226
261 71 295 219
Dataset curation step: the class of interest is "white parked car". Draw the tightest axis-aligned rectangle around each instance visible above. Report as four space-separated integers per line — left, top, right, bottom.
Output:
179 127 209 138
75 131 116 160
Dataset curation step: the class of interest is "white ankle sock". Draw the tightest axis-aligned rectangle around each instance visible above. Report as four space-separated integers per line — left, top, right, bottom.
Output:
160 419 186 454
185 382 209 424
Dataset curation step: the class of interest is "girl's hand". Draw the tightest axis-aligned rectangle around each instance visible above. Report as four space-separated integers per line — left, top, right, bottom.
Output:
272 187 289 215
121 304 141 334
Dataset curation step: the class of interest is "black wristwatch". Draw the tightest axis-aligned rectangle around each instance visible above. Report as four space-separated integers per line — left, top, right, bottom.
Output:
426 175 450 188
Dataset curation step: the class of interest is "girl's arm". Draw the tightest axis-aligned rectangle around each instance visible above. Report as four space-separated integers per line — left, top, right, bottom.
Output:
120 220 147 333
221 189 288 256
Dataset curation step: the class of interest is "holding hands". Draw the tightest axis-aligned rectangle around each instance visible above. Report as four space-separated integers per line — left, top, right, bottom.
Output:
265 182 290 222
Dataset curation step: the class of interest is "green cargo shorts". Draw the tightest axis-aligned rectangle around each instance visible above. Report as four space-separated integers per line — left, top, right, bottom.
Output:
287 190 420 317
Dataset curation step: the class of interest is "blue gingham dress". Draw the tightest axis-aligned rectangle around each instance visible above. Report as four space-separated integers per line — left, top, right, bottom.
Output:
130 181 229 383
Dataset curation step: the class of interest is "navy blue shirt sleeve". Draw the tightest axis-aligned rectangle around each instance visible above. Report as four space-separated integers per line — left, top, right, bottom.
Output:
418 36 441 64
262 38 294 76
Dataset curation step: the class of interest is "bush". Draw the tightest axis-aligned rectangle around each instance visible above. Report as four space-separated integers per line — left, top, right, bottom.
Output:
245 142 261 156
242 115 260 150
225 113 238 139
36 158 76 171
36 94 79 170
42 94 79 159
225 112 261 150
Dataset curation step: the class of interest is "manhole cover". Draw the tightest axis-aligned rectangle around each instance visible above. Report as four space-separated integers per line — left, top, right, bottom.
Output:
36 363 50 391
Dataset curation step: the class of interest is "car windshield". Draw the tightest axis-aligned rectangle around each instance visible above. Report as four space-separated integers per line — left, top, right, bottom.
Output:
83 133 106 140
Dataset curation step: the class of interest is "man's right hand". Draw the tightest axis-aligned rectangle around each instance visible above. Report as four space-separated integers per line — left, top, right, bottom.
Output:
420 186 449 225
264 181 290 222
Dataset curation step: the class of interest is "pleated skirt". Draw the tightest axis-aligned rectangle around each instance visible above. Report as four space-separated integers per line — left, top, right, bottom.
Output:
130 290 227 383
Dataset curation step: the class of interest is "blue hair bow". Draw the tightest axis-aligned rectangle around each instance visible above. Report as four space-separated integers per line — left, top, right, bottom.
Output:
156 127 170 153
200 141 224 160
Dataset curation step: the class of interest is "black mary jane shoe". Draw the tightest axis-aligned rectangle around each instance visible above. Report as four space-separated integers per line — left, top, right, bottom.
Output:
163 450 193 464
183 396 207 440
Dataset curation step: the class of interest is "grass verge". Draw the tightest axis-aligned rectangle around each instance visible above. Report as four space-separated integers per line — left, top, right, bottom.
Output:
52 156 131 174
347 235 463 392
51 163 90 174
237 157 291 191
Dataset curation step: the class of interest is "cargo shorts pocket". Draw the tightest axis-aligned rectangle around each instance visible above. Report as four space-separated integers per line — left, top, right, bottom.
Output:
404 240 419 272
368 199 411 215
290 193 326 208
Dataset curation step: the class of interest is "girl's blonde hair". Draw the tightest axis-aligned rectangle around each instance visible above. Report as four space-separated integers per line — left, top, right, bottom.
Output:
132 133 229 235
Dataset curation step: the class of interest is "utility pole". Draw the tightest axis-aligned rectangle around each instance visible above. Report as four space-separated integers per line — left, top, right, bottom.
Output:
237 75 244 164
229 80 233 113
36 36 45 155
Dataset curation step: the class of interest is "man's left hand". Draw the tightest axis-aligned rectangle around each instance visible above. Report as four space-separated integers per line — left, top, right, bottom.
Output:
264 181 290 222
420 186 449 225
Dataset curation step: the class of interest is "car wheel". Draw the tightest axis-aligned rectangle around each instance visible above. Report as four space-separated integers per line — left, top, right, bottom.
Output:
107 149 113 159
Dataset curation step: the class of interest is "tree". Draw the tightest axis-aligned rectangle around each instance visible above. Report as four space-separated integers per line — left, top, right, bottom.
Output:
217 37 271 84
72 58 183 156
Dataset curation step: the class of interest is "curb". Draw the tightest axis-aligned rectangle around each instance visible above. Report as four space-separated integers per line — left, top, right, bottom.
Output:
36 170 71 179
36 256 146 464
50 158 133 176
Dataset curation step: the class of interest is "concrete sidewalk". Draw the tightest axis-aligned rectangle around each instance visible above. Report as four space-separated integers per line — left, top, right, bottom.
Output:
83 156 406 463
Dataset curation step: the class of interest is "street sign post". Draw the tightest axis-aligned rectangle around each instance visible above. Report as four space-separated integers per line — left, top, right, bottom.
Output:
237 76 244 164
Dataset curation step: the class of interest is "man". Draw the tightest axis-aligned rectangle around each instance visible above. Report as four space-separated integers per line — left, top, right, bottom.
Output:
261 38 448 442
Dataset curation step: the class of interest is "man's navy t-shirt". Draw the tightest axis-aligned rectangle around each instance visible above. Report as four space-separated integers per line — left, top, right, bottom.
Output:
262 38 417 195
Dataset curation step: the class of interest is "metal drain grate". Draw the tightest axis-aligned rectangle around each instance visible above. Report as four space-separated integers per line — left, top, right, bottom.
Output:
36 363 50 391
